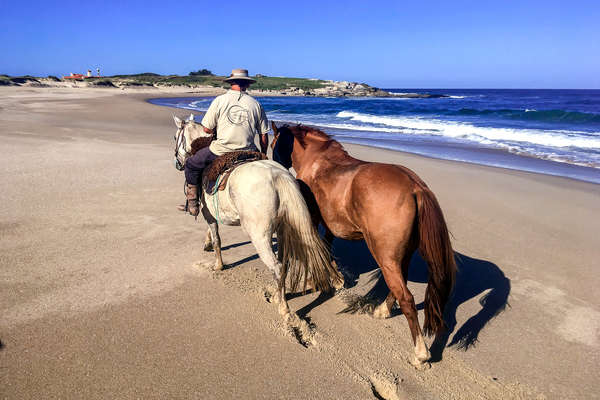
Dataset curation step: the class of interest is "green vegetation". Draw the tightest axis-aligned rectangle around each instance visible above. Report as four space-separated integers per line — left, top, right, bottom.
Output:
250 76 328 91
1 72 337 92
88 79 116 87
0 75 40 85
100 72 329 91
189 69 213 76
163 75 225 87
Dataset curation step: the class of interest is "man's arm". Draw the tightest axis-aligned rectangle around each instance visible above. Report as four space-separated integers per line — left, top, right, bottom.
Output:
259 133 268 155
257 104 269 155
201 99 219 133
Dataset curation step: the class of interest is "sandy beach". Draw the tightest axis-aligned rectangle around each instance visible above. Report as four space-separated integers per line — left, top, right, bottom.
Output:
1 86 599 399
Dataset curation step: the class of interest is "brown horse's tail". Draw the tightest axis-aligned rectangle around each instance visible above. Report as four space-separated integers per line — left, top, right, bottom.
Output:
414 186 456 336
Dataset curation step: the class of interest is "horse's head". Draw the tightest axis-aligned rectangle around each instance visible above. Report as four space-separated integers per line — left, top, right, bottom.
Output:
271 122 295 169
173 114 212 170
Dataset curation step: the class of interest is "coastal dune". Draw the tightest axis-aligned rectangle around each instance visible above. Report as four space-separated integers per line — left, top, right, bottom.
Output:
1 87 599 399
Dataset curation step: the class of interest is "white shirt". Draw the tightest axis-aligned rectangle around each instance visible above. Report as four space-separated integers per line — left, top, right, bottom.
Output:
201 90 269 156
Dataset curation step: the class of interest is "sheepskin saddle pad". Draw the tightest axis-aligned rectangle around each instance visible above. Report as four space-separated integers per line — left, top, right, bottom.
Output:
202 150 267 195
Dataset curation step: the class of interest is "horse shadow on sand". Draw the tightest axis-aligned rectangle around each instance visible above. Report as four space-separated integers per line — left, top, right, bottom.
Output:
332 238 511 362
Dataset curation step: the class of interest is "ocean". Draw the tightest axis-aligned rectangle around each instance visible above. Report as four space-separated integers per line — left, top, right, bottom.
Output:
149 89 600 184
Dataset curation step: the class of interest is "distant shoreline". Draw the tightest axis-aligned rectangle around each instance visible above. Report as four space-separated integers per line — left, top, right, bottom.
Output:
0 73 446 98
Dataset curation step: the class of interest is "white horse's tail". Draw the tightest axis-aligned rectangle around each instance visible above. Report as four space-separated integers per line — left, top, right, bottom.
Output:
274 173 337 293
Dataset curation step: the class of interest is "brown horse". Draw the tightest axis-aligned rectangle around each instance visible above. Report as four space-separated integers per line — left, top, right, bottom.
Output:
271 123 456 367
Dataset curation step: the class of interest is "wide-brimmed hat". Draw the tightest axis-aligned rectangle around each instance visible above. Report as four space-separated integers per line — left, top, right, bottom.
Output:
223 69 256 83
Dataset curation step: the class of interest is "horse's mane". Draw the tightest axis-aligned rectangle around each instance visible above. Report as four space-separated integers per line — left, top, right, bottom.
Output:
283 124 429 188
285 125 350 156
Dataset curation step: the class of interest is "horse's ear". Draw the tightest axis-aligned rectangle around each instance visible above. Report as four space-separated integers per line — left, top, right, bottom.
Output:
173 114 184 128
188 114 194 122
271 121 279 138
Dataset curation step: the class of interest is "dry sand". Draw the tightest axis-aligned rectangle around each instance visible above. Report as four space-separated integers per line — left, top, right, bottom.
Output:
1 86 599 399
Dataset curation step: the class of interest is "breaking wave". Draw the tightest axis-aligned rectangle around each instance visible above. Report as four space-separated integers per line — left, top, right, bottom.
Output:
336 111 600 150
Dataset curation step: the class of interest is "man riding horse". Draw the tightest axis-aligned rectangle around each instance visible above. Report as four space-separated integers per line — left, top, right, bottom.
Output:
179 68 270 216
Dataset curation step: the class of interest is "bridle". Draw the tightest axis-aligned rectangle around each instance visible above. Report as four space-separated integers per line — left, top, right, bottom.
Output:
174 123 188 171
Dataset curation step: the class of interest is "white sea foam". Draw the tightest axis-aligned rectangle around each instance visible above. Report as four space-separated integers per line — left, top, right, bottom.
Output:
336 111 600 150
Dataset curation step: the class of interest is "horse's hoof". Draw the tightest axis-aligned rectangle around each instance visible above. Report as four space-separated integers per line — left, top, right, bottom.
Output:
279 305 291 319
282 312 292 323
332 276 345 290
214 262 224 271
410 357 431 370
203 242 214 252
373 305 391 319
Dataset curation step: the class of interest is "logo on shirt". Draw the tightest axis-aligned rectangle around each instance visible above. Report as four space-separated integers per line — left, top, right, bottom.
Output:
226 105 249 126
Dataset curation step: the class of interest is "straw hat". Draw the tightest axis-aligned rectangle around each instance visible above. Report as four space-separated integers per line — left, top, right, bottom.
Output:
223 69 256 83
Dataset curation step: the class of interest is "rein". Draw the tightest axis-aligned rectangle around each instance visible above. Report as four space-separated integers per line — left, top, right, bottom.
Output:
174 126 187 170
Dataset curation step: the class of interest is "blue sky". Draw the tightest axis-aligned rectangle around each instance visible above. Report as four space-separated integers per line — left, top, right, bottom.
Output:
1 0 599 88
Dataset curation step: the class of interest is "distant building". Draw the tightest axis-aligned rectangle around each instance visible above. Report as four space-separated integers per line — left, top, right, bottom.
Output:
63 73 85 80
63 68 102 80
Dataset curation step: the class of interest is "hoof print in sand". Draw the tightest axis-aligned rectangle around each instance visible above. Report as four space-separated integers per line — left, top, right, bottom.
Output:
262 288 273 303
192 261 215 276
368 372 404 400
283 314 317 348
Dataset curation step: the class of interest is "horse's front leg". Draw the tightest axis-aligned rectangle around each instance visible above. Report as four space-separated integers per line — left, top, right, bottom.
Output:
200 205 223 271
209 223 223 270
203 228 214 252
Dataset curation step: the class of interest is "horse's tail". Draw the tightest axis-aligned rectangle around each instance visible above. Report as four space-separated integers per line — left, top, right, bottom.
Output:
273 173 337 293
414 185 456 337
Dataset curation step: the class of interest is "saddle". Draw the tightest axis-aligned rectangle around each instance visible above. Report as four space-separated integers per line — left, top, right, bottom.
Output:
189 136 266 195
201 149 267 195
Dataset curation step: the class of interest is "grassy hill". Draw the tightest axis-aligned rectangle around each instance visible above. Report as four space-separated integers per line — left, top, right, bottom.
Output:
100 73 329 91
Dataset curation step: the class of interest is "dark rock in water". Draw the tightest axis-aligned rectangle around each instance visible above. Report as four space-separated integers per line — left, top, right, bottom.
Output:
309 80 448 98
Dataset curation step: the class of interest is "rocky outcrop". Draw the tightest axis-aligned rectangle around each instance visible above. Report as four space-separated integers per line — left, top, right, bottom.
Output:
272 80 447 98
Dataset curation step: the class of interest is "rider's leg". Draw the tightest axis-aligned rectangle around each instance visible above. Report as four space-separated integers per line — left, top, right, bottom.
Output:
182 147 216 216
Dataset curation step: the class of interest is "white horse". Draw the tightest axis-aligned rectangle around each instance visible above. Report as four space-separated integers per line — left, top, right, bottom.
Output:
173 114 342 317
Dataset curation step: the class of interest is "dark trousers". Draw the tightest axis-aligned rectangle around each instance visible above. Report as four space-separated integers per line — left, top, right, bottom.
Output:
184 146 218 185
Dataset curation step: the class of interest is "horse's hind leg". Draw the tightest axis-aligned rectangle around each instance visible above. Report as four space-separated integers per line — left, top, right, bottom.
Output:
377 250 430 368
324 227 344 290
373 249 411 319
373 292 396 319
249 229 290 318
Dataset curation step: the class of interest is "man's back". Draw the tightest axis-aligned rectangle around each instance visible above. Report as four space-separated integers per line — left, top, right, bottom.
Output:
202 90 269 156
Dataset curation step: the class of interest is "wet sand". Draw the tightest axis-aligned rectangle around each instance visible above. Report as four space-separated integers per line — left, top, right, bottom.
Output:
1 86 599 399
